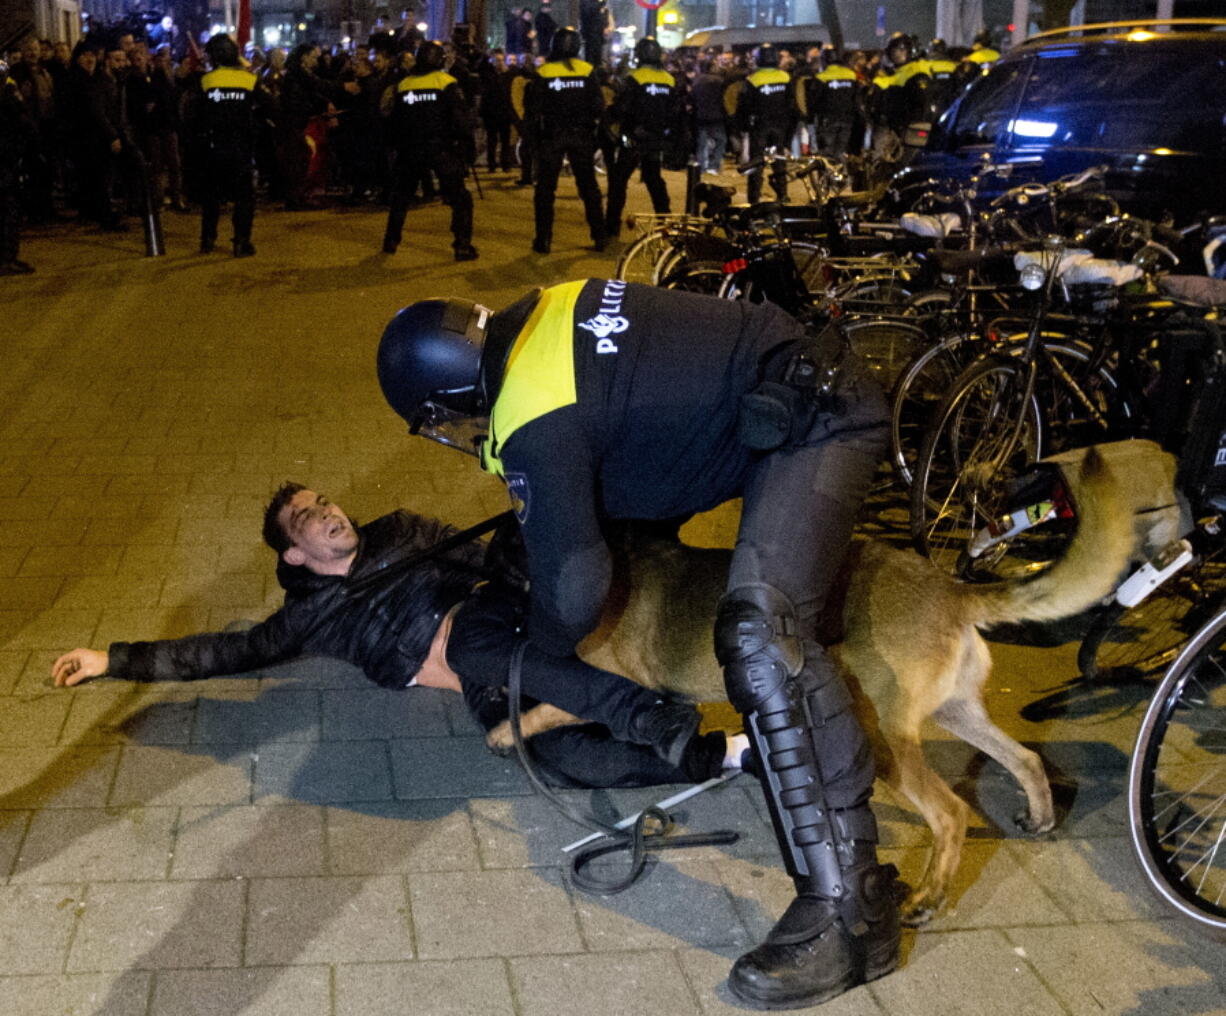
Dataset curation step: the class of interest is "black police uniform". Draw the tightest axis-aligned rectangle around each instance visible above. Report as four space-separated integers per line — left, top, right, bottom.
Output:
737 65 797 203
525 56 606 252
603 64 677 238
809 62 862 157
382 65 476 258
476 280 896 1004
195 65 259 255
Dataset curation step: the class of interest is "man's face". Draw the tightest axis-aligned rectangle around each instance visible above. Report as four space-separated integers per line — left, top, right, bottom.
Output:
130 44 150 71
373 51 390 72
303 47 319 71
54 41 70 64
278 489 359 571
22 40 40 66
118 33 135 54
106 48 128 74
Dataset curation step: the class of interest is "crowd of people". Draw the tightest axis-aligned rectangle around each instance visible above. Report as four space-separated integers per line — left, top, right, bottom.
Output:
0 18 998 274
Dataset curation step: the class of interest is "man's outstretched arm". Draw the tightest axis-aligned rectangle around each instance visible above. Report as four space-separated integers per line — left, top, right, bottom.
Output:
49 603 308 688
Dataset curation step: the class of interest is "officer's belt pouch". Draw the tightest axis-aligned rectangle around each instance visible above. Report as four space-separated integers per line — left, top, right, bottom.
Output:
738 382 810 451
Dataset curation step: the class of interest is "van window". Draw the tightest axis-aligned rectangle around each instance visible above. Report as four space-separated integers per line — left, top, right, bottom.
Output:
945 64 1024 149
1012 44 1226 154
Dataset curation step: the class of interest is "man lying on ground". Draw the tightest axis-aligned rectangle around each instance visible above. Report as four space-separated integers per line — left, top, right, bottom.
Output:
52 482 746 788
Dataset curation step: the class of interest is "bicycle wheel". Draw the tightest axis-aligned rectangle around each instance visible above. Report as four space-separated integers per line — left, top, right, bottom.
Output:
840 318 931 399
616 226 695 285
1080 544 1226 681
655 234 736 295
1128 607 1226 934
658 257 727 294
889 332 978 487
909 353 1045 578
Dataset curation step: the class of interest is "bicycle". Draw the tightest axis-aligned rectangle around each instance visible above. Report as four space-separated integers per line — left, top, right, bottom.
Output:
1128 596 1226 934
907 234 1147 578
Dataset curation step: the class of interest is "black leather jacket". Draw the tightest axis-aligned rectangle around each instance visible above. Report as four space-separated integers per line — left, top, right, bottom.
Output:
108 511 487 688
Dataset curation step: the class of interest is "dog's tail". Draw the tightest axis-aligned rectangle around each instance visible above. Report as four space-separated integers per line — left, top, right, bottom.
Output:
968 446 1134 628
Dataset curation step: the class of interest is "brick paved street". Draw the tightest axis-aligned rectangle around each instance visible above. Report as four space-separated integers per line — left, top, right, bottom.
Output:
1 170 1223 1015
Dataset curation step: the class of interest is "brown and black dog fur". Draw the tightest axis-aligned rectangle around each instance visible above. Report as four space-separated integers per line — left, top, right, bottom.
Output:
488 448 1134 925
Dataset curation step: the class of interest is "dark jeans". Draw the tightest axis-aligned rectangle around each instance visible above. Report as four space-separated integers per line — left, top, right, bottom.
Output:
483 118 513 171
446 587 664 744
533 133 604 245
463 682 726 789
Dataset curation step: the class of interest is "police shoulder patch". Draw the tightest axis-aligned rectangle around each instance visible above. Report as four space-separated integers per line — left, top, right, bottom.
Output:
505 472 531 523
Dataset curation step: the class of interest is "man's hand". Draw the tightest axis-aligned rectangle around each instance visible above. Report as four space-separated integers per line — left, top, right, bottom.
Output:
110 138 122 154
51 649 109 687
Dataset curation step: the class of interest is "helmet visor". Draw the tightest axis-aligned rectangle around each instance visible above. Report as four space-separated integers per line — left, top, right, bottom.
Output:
411 399 489 457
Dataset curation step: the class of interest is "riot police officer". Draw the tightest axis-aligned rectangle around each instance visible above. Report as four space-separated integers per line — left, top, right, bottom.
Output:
920 39 960 124
603 36 677 241
736 44 798 204
382 40 478 262
375 280 901 1011
525 26 606 254
194 33 259 257
808 47 862 157
869 32 922 156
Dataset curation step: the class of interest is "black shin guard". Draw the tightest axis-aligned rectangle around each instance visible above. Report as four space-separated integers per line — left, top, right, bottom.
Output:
716 583 879 927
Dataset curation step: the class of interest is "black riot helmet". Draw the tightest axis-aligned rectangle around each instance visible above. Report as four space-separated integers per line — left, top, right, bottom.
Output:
414 39 446 72
885 31 913 67
928 37 949 59
550 26 582 61
634 36 662 67
205 32 240 68
755 43 779 68
377 299 492 455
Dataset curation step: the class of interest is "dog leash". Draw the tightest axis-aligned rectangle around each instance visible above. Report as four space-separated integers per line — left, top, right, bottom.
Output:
506 642 740 895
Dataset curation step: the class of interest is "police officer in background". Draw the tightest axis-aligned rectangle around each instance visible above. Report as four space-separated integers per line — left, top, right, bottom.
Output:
375 280 901 1011
382 40 478 262
192 33 259 257
737 43 797 204
602 36 676 241
524 26 606 255
868 32 920 157
808 47 862 157
914 38 959 126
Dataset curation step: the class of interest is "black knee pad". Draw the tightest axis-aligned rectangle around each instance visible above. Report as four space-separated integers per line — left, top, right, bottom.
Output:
714 583 805 715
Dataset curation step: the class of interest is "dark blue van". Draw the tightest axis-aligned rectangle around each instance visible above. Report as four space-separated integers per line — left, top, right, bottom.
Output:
895 20 1226 223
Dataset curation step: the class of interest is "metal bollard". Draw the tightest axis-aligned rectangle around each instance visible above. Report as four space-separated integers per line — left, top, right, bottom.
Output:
684 158 700 216
132 148 165 257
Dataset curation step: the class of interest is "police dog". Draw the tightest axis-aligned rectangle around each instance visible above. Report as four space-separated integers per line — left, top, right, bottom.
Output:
488 447 1134 925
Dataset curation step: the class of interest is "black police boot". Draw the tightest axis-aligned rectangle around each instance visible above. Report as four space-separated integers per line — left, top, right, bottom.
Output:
728 861 901 1010
626 698 700 768
531 237 551 254
233 239 256 258
200 236 215 253
453 243 479 262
